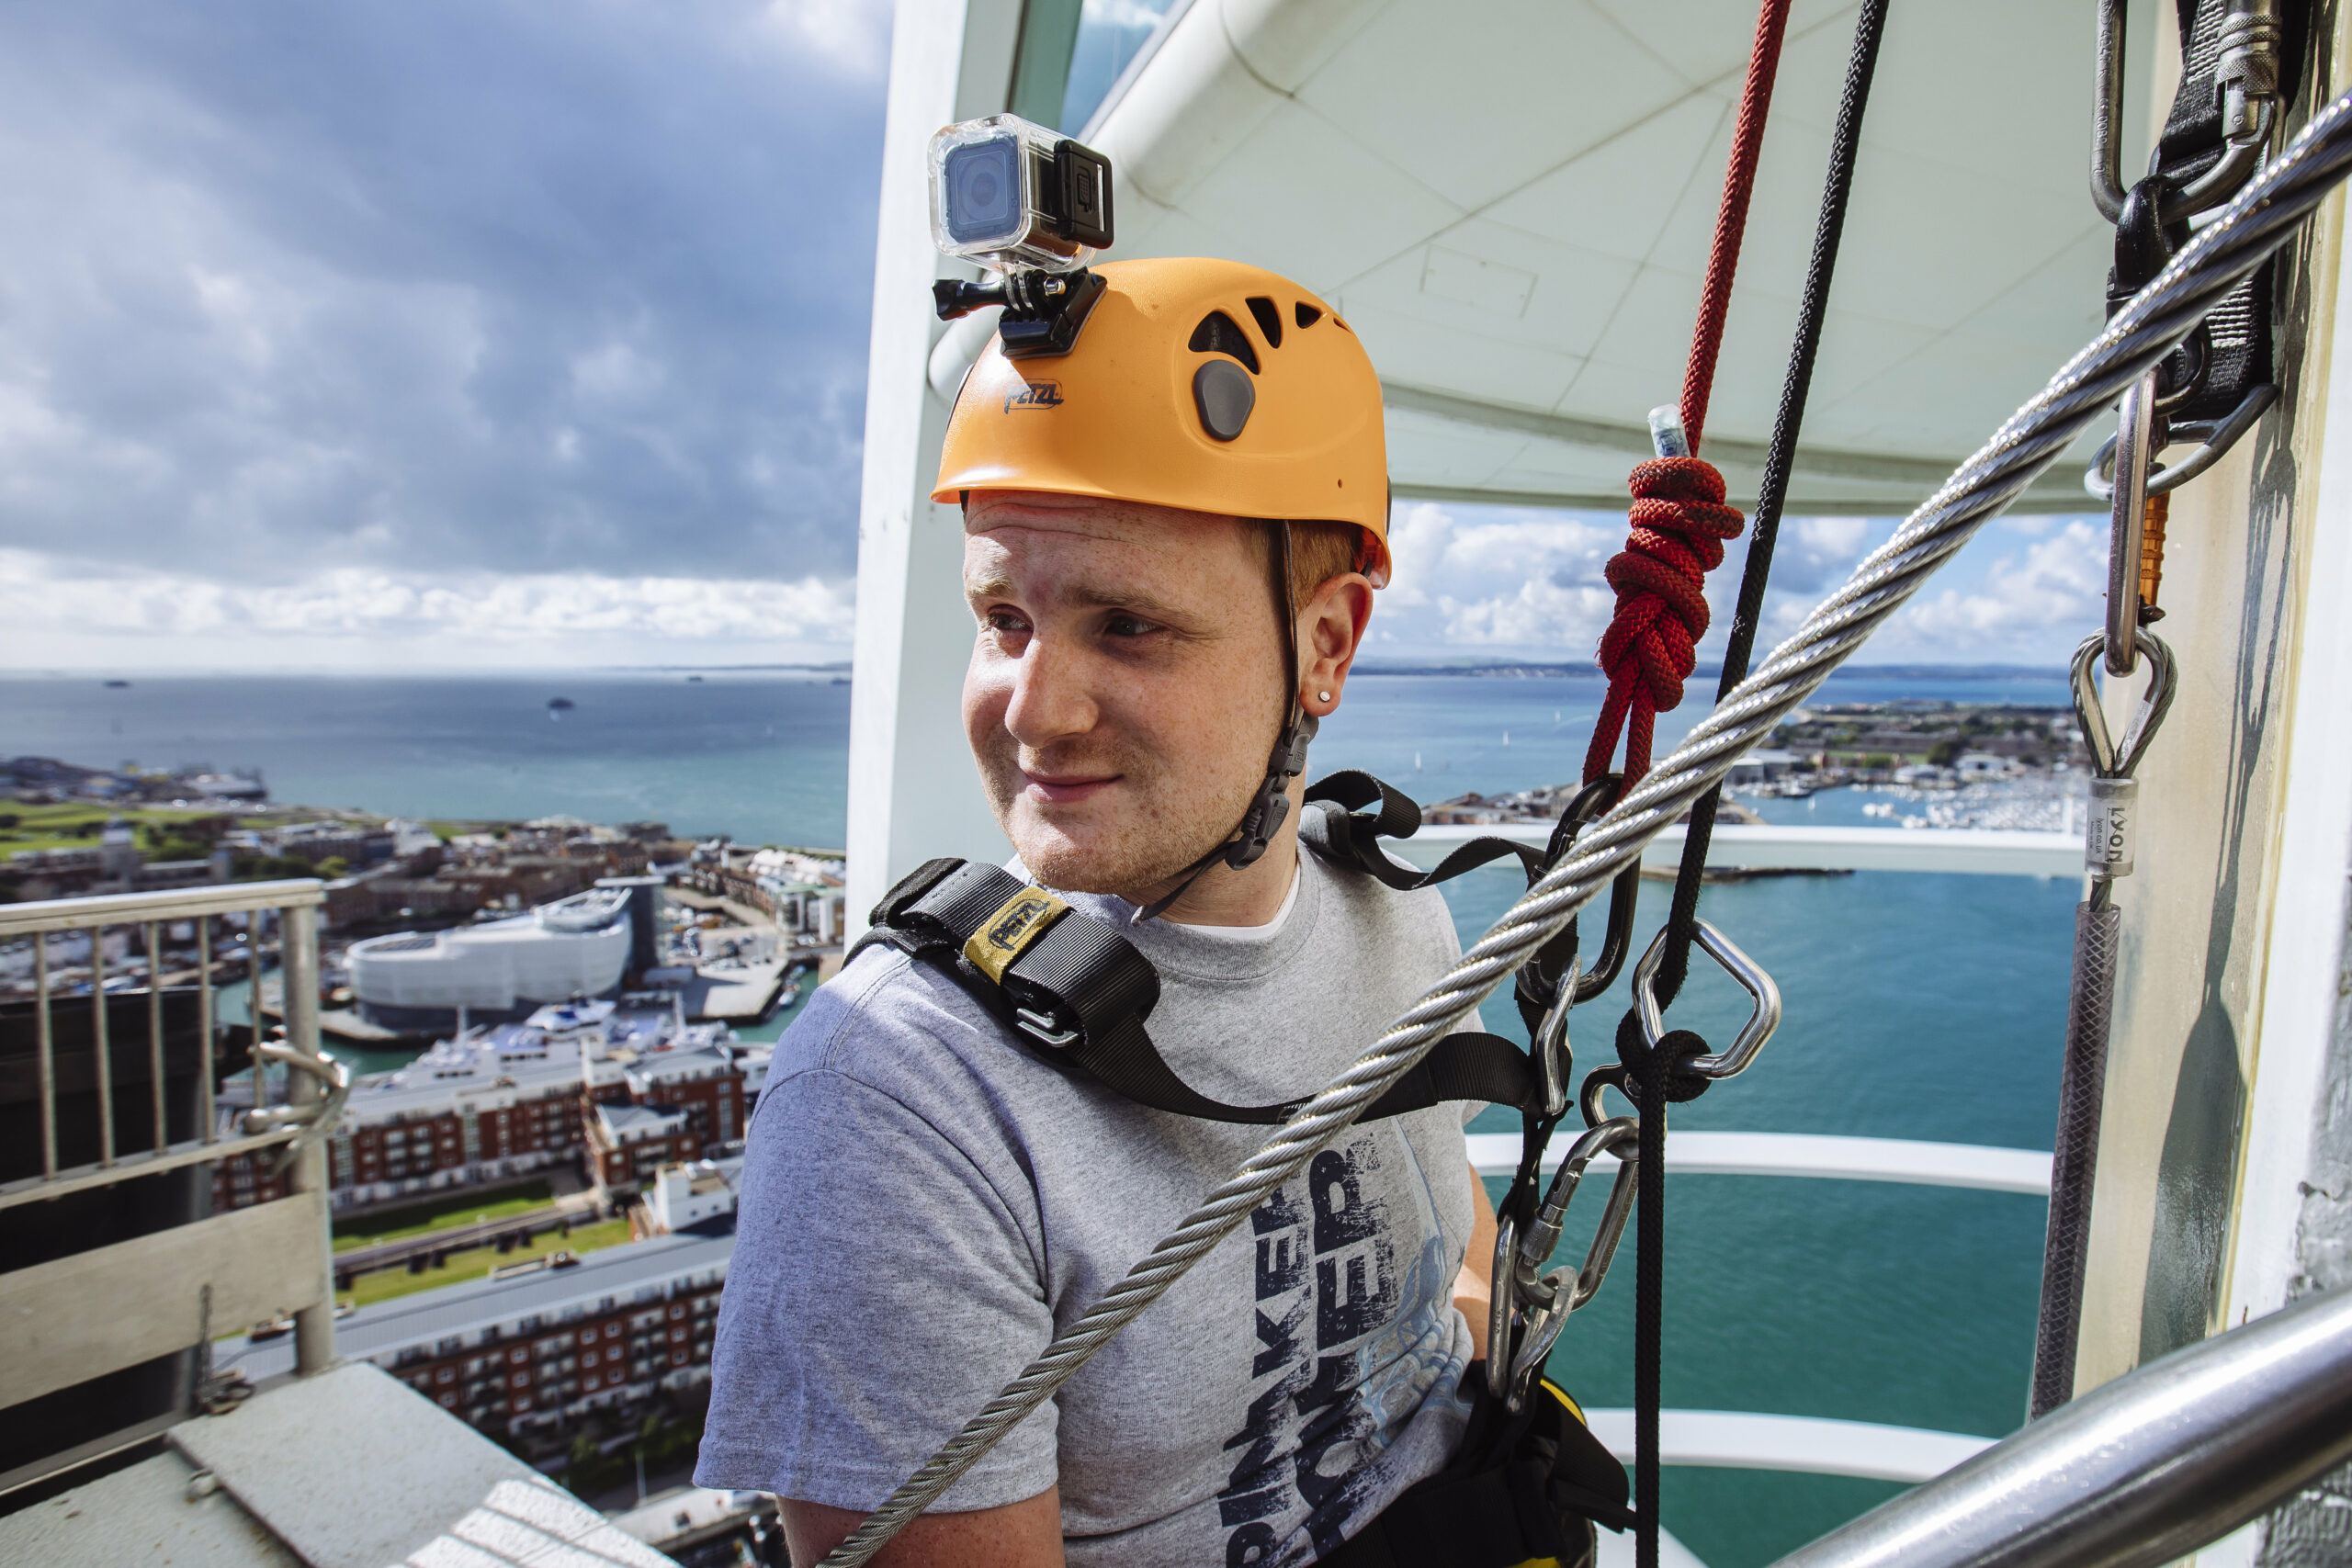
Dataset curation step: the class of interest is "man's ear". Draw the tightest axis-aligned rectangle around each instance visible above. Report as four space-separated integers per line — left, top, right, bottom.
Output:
1298 574 1374 719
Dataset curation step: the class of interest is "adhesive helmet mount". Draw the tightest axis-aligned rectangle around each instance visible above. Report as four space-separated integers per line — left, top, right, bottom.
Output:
926 114 1393 914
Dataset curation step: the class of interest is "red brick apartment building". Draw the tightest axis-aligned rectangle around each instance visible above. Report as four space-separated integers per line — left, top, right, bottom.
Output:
213 1051 594 1213
214 1030 749 1211
584 1048 744 1191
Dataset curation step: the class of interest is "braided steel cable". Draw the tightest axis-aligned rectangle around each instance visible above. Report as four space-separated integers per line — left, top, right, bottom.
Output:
818 84 2352 1568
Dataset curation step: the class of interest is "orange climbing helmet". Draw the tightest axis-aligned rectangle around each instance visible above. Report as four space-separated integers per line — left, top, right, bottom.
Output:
932 256 1393 587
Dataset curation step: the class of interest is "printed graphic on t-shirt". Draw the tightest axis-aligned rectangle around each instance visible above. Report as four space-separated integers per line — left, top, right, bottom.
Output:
1216 1133 1461 1565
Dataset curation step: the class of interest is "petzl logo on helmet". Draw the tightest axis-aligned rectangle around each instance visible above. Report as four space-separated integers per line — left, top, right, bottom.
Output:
963 887 1069 982
1004 379 1064 412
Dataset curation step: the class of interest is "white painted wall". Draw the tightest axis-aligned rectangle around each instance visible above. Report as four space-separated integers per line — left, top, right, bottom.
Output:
843 0 1025 937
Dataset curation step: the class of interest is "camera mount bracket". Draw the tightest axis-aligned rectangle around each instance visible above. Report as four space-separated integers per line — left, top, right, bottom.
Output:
933 266 1106 359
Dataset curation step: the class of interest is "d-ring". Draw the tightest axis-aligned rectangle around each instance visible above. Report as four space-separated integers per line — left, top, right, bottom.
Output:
2082 384 2277 503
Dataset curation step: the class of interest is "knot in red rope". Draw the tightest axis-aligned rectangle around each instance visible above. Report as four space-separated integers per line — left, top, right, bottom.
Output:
1583 457 1745 786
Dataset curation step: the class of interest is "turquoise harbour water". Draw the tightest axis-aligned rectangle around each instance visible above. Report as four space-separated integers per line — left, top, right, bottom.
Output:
4 669 2075 1565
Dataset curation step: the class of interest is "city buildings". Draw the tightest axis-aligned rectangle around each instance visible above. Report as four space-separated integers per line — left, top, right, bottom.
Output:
217 1229 735 1452
641 1157 744 1236
209 1000 767 1213
678 842 845 946
585 1051 744 1193
2 754 266 806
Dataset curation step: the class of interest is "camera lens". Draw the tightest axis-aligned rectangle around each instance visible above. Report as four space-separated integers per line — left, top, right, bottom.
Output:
944 136 1022 246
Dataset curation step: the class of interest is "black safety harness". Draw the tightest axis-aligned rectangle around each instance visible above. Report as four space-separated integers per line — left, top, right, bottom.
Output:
850 782 1634 1132
853 852 1543 1125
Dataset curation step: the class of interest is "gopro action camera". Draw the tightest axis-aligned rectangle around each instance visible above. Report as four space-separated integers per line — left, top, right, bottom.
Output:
928 114 1114 275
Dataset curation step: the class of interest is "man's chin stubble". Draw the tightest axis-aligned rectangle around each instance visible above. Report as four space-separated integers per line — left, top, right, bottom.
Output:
1003 801 1231 898
1011 822 1187 897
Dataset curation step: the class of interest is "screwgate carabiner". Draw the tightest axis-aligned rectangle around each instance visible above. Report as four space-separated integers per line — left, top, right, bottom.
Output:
1486 1117 1641 1410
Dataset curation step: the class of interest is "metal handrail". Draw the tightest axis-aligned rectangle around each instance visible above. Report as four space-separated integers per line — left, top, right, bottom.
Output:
0 877 324 935
2 877 338 1376
1770 1285 2352 1568
1464 1130 2053 1195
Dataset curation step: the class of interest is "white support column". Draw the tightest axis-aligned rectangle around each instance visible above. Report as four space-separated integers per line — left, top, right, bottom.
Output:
2220 171 2352 1332
844 0 1025 936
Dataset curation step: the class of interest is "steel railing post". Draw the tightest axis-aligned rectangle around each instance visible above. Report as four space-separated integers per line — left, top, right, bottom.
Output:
280 903 336 1375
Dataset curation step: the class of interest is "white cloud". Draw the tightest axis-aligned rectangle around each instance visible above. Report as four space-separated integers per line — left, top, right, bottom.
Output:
755 0 892 75
1378 501 1622 651
0 1 886 613
0 550 855 670
1366 500 2101 668
1437 577 1618 647
1903 519 2105 643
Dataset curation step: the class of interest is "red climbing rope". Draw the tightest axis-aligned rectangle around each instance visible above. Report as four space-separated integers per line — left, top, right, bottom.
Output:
1584 0 1794 787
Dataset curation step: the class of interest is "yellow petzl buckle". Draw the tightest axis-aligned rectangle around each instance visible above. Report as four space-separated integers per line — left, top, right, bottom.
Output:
964 887 1069 982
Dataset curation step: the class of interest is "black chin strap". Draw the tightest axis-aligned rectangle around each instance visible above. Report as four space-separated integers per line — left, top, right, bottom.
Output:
1132 520 1317 925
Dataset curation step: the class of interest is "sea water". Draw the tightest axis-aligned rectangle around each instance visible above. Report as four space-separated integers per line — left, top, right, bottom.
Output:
3 669 2076 1565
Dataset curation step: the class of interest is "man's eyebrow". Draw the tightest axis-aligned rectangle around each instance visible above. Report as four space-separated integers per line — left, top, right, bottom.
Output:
963 575 1199 624
1069 583 1197 622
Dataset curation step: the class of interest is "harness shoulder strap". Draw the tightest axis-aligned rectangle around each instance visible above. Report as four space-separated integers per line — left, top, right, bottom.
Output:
1302 771 1546 890
860 858 1542 1125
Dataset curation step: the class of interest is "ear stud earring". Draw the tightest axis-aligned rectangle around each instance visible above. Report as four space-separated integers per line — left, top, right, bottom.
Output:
1317 691 1332 703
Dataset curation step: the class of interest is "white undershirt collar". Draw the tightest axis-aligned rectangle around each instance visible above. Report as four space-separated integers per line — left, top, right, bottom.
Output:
1169 863 1302 942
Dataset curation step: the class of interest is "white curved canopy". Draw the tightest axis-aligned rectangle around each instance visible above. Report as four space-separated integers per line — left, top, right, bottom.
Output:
971 0 2167 513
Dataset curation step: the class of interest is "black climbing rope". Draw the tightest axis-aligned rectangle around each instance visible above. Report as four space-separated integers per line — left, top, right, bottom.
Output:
1628 4 1889 1562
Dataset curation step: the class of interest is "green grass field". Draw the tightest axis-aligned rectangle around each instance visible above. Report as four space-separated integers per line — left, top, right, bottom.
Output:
0 801 250 856
338 1217 634 1309
331 1179 555 1252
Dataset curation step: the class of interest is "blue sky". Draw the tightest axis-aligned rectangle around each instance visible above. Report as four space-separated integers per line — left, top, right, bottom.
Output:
0 0 2109 672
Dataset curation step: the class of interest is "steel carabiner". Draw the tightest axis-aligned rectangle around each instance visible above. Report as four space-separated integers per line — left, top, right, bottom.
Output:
2091 0 2282 225
2101 373 2161 676
1530 953 1581 1119
1487 1118 1641 1409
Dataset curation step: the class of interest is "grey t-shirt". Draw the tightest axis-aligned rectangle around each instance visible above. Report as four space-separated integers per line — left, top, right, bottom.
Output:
695 847 1479 1565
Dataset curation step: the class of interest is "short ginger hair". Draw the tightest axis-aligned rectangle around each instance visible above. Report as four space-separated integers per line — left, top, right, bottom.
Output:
1249 519 1374 610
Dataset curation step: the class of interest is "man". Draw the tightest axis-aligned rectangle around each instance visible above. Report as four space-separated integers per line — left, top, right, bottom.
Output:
695 258 1500 1565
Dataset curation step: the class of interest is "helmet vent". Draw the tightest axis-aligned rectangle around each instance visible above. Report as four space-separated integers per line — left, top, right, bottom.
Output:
1245 296 1283 349
1294 302 1323 330
1188 311 1261 374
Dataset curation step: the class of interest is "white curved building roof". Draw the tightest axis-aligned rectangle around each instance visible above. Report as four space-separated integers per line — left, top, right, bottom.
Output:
349 889 631 1011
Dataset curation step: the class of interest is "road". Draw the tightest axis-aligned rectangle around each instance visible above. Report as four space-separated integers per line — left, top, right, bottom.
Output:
333 1189 603 1278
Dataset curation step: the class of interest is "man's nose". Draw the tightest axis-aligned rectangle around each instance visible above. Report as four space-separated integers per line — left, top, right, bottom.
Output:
1002 633 1098 747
